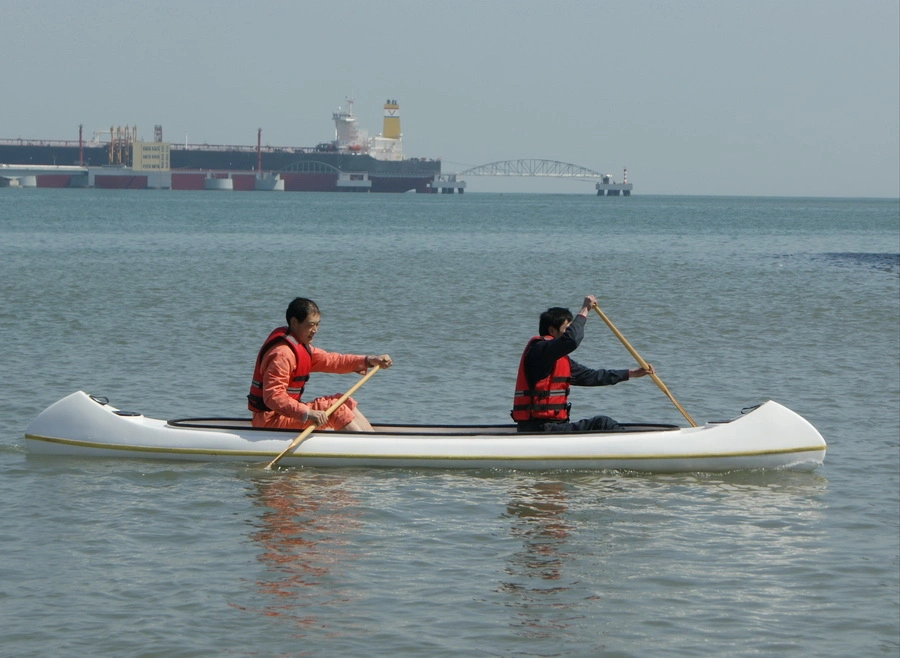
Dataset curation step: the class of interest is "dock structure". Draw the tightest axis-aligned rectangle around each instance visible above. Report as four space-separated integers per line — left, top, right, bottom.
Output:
596 169 632 196
428 173 466 194
0 164 88 188
336 171 372 191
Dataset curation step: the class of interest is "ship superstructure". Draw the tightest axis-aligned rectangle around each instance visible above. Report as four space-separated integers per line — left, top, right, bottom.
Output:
331 98 366 152
329 97 402 161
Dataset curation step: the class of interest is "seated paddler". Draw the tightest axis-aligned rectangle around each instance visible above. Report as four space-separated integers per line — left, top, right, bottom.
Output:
248 297 392 431
512 294 654 432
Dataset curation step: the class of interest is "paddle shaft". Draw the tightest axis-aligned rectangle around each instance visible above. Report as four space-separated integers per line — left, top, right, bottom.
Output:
591 305 697 427
264 365 381 470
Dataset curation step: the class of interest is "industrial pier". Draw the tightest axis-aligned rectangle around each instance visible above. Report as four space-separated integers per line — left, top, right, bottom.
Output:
596 169 632 196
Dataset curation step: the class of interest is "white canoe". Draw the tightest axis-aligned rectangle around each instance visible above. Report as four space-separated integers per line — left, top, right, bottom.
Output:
24 391 826 473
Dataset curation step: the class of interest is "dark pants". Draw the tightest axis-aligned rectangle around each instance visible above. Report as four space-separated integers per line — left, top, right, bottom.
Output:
516 415 622 433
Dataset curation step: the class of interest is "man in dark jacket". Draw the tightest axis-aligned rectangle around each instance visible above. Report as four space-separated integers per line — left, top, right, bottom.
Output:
512 295 654 432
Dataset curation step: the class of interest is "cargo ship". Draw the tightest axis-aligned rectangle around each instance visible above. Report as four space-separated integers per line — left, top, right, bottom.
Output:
0 99 442 192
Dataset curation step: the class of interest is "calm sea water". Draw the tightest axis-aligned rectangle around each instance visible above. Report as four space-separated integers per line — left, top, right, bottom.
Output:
0 190 897 657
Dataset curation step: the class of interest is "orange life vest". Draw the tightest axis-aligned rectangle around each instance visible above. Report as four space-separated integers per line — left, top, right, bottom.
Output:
511 336 572 422
247 327 312 413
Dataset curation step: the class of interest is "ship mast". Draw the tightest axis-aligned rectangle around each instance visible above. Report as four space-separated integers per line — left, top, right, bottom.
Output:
257 128 262 172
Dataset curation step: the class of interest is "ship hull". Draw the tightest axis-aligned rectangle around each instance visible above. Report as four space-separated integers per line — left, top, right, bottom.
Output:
0 143 440 193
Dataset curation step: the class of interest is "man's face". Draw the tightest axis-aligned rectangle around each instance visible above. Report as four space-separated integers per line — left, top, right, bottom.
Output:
291 312 321 345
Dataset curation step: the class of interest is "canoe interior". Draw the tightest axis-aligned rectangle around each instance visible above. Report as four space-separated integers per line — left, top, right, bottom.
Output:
167 418 683 436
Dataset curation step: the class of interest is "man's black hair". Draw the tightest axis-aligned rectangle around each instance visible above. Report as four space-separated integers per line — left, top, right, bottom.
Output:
286 297 320 326
539 307 573 336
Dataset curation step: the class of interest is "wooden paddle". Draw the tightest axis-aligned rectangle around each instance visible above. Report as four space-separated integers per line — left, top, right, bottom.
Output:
591 305 697 427
263 365 381 470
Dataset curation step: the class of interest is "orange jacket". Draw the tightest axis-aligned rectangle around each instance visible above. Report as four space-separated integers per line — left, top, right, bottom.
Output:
248 327 311 413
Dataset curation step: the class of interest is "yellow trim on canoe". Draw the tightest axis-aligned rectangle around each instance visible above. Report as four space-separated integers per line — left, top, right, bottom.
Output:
24 433 826 461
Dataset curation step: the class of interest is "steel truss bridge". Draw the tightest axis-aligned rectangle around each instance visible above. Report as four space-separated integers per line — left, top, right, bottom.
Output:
456 159 605 179
430 159 630 195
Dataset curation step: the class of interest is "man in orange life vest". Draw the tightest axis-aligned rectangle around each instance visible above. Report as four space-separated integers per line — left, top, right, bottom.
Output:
512 295 654 432
248 297 393 431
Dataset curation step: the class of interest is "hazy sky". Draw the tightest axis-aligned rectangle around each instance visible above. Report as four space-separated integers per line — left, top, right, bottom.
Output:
2 0 898 197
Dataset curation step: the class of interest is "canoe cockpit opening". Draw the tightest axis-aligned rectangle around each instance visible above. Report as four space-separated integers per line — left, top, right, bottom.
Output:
616 423 681 432
90 392 684 436
166 418 523 435
165 418 681 435
169 418 257 431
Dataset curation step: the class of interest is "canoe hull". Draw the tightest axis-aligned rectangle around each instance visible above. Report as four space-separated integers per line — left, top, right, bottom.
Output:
24 391 826 473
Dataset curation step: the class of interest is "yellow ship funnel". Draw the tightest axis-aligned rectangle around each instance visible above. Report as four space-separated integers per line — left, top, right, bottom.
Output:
382 99 401 140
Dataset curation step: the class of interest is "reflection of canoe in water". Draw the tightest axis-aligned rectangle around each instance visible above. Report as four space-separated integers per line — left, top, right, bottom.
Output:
25 391 826 473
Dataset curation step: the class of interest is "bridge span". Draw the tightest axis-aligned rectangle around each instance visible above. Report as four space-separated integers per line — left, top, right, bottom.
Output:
429 159 632 195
